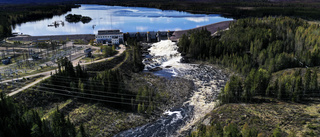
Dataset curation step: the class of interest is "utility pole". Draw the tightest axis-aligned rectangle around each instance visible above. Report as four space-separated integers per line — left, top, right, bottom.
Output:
14 69 18 85
0 73 2 92
10 69 13 87
13 47 15 57
69 50 72 62
6 46 8 58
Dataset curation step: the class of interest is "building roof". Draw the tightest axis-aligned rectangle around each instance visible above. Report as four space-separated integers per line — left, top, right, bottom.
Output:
97 30 123 35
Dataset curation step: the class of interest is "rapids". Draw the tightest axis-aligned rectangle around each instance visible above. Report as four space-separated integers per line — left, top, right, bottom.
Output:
115 40 228 137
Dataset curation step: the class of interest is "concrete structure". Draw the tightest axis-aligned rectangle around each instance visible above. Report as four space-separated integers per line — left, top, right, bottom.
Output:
125 31 173 43
95 30 123 45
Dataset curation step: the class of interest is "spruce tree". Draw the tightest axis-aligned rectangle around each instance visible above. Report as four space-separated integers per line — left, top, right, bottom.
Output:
304 69 311 95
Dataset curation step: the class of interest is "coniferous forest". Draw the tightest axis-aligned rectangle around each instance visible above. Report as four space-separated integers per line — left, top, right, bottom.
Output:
0 93 86 137
178 17 320 103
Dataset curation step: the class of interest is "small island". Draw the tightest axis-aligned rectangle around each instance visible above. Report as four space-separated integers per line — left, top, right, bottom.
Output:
65 14 92 24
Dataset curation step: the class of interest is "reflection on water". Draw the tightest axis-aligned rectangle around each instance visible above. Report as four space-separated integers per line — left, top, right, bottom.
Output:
12 4 232 36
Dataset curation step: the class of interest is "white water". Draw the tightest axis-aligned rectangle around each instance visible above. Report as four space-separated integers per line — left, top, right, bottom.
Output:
116 40 227 137
145 40 227 135
164 110 183 124
143 40 193 78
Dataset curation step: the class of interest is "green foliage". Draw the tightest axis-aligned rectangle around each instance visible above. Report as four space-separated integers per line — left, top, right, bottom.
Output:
135 86 156 114
57 57 77 77
223 123 240 137
182 17 320 103
304 69 311 93
266 70 304 101
220 69 270 104
311 69 318 92
137 103 142 113
126 38 145 72
89 40 94 46
73 39 86 44
180 17 310 74
0 93 80 137
220 75 243 103
51 108 76 137
79 124 88 137
242 122 258 137
272 126 282 137
102 45 117 57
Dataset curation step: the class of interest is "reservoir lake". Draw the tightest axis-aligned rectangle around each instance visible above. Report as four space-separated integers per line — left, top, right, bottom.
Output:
12 4 233 36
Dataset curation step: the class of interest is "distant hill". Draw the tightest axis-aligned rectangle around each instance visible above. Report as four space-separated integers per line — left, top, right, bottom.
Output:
0 0 78 4
2 0 320 4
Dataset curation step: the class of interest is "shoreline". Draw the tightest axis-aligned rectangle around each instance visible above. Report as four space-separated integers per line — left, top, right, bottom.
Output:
7 20 233 42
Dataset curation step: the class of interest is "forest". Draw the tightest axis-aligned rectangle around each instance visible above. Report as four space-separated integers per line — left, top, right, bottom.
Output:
0 93 87 137
178 17 320 103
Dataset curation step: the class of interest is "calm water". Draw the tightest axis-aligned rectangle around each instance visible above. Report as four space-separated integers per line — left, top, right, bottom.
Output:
12 4 232 36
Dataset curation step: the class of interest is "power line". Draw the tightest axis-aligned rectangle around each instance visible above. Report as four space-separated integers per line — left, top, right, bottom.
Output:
39 83 158 100
39 77 153 95
52 75 128 85
10 81 165 104
28 86 157 107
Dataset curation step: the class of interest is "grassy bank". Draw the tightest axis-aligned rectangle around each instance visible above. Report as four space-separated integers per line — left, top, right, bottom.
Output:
191 97 320 136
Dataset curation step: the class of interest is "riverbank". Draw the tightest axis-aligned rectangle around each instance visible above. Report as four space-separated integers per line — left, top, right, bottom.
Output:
7 20 232 43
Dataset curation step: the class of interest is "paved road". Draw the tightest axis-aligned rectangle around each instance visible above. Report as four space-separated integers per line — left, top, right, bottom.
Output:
4 44 126 97
8 75 52 96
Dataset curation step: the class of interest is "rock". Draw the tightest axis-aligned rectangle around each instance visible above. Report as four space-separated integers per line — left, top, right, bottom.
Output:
180 57 189 63
202 117 211 126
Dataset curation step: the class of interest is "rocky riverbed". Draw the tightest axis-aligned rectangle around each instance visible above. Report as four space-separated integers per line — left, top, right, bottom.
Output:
115 64 228 137
115 40 228 136
174 64 228 136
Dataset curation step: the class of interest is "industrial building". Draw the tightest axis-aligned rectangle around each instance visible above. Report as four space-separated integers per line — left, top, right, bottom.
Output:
95 30 124 45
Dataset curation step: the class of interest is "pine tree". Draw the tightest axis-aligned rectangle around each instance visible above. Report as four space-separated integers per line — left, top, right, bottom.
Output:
79 124 88 137
137 103 142 113
294 76 303 102
304 69 311 95
311 70 318 92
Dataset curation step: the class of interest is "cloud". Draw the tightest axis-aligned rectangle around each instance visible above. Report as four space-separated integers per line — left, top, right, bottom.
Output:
186 17 209 23
136 26 148 31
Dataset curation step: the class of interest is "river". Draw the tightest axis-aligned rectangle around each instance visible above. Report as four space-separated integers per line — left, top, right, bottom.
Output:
11 4 231 136
12 4 232 36
115 40 228 137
